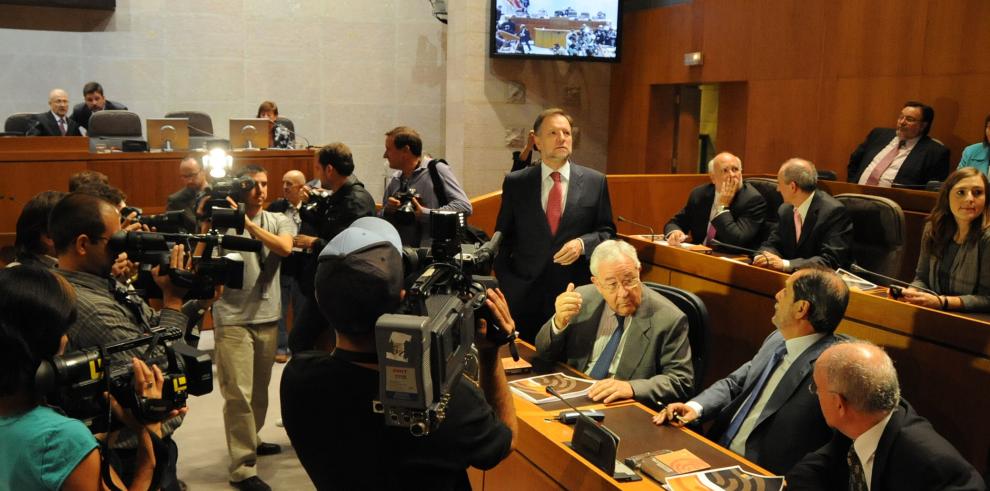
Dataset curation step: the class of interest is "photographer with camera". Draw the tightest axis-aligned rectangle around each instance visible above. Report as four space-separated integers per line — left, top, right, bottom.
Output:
280 217 517 490
381 126 472 247
206 164 293 491
0 266 177 491
51 192 190 491
285 143 376 353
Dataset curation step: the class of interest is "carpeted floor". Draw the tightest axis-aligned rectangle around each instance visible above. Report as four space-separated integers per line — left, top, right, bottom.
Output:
173 331 315 490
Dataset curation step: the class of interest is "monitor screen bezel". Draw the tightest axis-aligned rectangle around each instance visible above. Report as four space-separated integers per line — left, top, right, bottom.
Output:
488 0 623 63
146 118 190 152
229 118 273 150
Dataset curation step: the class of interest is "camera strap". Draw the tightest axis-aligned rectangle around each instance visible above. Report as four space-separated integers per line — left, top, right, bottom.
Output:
427 159 451 207
109 278 153 333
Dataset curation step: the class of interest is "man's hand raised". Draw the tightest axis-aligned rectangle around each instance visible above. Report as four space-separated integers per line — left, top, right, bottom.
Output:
553 282 582 330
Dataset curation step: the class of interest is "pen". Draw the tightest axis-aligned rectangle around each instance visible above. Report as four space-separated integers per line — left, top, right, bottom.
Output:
654 401 688 425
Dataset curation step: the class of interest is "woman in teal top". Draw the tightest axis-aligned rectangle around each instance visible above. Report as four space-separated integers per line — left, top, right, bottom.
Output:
0 266 168 490
957 114 990 176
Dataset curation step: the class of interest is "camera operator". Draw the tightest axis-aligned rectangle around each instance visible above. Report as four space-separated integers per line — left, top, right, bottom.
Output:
206 164 293 491
51 192 190 491
0 266 176 491
381 126 472 247
287 143 375 353
280 217 517 490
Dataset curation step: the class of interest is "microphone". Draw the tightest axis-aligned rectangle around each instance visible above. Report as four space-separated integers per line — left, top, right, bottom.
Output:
850 264 936 295
709 238 761 256
545 386 605 425
277 123 313 149
616 216 658 241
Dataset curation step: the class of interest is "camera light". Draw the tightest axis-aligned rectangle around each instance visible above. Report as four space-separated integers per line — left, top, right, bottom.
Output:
203 148 232 178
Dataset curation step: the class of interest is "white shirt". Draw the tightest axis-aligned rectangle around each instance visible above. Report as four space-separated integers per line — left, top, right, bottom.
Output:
857 136 920 187
541 161 571 213
852 411 894 490
686 332 825 455
551 303 629 378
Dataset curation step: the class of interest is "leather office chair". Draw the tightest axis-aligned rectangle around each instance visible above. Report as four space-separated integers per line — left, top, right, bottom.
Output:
275 117 294 135
744 177 783 245
834 193 905 278
164 111 214 136
88 110 143 137
4 112 36 135
643 282 710 392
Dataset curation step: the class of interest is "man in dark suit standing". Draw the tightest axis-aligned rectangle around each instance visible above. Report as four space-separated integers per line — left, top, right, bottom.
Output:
664 151 766 250
788 341 984 490
535 239 694 406
847 101 950 187
165 155 210 232
655 268 849 475
754 158 853 271
69 81 128 133
27 89 82 137
494 107 616 341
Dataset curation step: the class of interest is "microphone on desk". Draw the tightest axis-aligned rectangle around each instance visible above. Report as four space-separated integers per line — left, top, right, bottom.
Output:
616 216 658 242
849 263 937 296
708 238 760 258
545 386 606 425
278 124 314 149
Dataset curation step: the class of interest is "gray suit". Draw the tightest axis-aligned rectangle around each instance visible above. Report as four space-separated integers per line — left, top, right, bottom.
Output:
534 285 694 404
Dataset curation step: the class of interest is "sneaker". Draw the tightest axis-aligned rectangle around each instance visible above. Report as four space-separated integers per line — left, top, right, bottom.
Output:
229 476 271 491
256 442 282 456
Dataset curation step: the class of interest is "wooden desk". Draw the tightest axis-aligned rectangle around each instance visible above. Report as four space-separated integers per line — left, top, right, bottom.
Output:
629 237 990 475
0 137 317 245
471 343 770 490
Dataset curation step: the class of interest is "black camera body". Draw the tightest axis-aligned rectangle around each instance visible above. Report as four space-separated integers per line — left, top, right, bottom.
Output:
35 326 212 434
109 230 260 300
121 207 194 233
390 188 422 225
298 188 333 227
373 210 512 436
200 176 255 232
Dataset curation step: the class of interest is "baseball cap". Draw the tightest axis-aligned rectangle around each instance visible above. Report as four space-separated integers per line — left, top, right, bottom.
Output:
314 217 403 334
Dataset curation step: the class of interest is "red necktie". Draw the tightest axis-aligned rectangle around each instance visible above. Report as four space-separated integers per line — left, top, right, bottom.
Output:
546 171 563 235
865 140 904 186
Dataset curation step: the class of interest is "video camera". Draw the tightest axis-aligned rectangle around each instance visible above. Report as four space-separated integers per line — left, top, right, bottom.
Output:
373 210 516 436
200 175 255 232
35 326 212 434
120 206 195 234
109 230 262 300
298 188 332 227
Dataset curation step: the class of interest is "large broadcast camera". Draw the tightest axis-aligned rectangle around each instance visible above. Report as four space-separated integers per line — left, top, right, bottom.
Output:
373 210 516 436
109 230 263 300
35 326 212 434
298 188 332 228
200 175 256 233
120 206 195 234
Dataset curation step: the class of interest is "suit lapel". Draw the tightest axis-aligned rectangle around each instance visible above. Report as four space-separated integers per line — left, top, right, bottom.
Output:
572 294 607 371
559 164 584 233
614 308 651 379
754 334 832 429
870 403 904 489
796 192 822 249
779 203 798 254
524 166 552 237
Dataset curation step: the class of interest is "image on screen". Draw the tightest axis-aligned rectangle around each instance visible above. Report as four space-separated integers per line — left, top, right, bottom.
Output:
489 0 621 62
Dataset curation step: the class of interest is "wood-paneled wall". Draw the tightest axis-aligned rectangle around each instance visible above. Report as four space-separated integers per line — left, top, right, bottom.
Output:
609 0 990 177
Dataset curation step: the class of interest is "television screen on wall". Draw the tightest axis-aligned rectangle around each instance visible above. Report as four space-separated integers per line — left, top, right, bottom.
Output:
489 0 622 62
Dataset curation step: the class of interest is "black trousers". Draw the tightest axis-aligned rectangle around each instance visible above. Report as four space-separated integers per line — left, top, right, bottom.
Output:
113 435 180 491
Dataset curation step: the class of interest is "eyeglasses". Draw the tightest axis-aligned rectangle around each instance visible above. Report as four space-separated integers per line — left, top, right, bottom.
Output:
808 379 841 397
600 277 640 294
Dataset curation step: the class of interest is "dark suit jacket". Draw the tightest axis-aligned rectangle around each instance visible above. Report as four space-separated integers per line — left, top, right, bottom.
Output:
847 128 951 186
759 190 853 270
787 400 985 490
166 186 206 233
26 112 82 137
494 163 616 325
693 330 842 474
534 285 694 404
70 100 128 131
663 182 767 250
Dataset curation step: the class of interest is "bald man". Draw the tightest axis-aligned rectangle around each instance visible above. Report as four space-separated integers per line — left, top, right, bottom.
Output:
664 152 767 250
788 341 984 490
754 158 853 272
166 155 210 232
27 89 82 136
267 169 307 362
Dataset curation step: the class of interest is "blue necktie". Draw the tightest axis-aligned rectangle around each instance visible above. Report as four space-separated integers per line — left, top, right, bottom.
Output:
588 315 625 380
718 343 788 446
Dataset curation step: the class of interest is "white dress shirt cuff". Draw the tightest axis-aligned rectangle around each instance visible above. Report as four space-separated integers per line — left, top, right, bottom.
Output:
686 401 703 418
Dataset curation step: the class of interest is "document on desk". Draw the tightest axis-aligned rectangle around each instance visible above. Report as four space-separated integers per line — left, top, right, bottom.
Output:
509 372 594 404
664 465 783 491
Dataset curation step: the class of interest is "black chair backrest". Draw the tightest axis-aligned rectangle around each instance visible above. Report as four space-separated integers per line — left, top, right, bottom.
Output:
4 112 36 134
744 177 783 245
164 111 214 136
643 282 710 391
817 169 838 181
88 110 142 137
834 193 906 277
